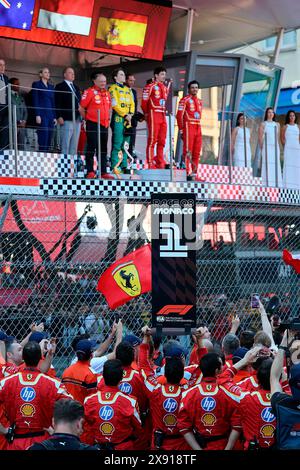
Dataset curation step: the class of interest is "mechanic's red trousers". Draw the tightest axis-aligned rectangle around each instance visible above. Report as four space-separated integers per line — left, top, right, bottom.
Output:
183 122 202 174
146 110 167 168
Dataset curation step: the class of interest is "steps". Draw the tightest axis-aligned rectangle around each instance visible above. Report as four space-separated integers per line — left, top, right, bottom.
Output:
0 150 263 186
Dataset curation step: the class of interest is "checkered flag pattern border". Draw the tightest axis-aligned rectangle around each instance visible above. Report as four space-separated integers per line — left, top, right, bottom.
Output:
0 151 73 179
40 178 300 205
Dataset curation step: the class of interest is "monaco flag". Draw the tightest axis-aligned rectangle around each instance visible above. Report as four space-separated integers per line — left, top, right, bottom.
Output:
282 249 300 274
37 0 94 36
97 244 151 310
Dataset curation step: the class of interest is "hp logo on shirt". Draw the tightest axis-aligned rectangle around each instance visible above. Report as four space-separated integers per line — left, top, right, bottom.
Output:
201 397 216 412
119 382 132 395
163 398 178 413
20 387 36 402
99 405 114 421
261 407 275 423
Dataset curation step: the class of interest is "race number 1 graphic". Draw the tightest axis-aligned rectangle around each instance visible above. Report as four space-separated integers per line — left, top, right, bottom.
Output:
151 194 196 331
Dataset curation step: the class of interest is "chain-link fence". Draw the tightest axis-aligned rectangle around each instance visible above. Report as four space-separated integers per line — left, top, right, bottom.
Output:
0 194 299 375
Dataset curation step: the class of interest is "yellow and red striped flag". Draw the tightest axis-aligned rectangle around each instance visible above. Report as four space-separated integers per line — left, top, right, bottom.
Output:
95 8 148 54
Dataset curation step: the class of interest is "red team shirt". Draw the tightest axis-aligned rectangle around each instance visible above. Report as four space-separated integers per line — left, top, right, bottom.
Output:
80 86 111 127
83 385 142 450
143 375 191 451
176 94 202 130
238 389 276 449
178 377 241 450
0 368 70 450
141 81 168 116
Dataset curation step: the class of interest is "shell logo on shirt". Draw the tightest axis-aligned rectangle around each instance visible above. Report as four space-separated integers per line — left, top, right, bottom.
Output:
100 422 115 436
99 405 114 421
260 424 275 438
163 414 177 427
201 413 216 426
20 403 36 417
20 387 36 402
163 398 178 413
201 397 216 412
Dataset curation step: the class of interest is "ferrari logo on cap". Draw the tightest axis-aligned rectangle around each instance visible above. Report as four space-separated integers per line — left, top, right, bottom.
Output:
113 262 141 296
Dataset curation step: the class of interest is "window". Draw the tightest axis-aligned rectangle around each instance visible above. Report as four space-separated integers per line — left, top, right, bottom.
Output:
202 136 216 164
264 30 297 52
200 88 211 108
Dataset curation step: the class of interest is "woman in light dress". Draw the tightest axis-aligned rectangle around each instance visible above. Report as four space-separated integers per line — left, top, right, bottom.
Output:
258 107 282 188
231 112 252 168
281 109 300 190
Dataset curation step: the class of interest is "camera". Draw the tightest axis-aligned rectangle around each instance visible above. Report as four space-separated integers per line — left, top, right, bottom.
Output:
281 317 300 337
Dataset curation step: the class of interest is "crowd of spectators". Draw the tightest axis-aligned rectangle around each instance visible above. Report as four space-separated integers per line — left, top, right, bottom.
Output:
0 297 299 451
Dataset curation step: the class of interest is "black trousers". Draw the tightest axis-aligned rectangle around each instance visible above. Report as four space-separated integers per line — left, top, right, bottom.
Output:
0 107 9 151
128 126 136 157
85 120 108 174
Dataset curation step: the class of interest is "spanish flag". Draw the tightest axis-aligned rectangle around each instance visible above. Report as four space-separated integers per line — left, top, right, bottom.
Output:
95 8 148 54
97 244 151 309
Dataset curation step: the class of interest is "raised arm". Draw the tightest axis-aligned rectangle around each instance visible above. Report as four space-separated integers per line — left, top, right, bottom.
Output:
258 300 277 351
270 330 289 396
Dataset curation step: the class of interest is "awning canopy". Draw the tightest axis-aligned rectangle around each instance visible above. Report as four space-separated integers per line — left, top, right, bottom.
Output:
168 0 300 53
277 88 300 115
239 88 300 118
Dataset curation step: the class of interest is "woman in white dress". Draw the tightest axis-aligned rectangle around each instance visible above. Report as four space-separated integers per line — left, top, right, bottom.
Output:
258 107 282 188
231 112 252 168
281 110 300 190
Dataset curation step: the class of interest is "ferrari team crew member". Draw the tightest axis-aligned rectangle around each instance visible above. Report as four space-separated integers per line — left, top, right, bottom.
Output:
141 66 169 169
142 357 191 451
80 72 113 180
62 340 98 404
109 68 135 174
0 342 71 450
178 353 241 450
97 341 150 449
0 340 22 379
83 359 142 450
238 359 277 450
176 80 203 178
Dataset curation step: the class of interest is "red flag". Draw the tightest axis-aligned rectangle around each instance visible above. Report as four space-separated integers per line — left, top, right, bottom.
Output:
37 0 95 36
97 244 151 309
282 249 300 274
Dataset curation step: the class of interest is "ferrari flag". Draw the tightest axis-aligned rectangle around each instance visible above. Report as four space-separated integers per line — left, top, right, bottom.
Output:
282 249 300 274
97 244 151 309
95 8 148 54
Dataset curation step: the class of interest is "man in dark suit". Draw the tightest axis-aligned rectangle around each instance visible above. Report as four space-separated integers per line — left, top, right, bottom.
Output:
55 67 81 157
126 74 142 159
0 59 9 151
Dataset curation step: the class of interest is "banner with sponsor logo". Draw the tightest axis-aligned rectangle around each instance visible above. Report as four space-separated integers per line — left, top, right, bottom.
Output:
151 194 196 331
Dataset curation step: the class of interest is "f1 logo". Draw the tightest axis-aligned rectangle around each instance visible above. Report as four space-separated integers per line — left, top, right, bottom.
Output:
159 222 187 258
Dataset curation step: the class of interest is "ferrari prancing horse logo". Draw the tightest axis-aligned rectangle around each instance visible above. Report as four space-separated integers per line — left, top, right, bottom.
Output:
113 262 141 297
